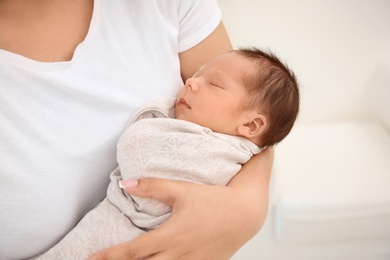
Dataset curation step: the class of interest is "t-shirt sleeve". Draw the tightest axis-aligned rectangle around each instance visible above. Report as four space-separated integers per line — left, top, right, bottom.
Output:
176 0 222 53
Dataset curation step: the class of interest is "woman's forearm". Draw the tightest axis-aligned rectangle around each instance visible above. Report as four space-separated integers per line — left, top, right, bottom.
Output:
228 146 274 238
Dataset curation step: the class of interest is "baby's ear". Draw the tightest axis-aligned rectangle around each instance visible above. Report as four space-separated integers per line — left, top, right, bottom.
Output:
237 114 268 139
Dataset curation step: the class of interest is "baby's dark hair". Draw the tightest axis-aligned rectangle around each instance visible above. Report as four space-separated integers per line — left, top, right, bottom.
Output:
235 47 300 147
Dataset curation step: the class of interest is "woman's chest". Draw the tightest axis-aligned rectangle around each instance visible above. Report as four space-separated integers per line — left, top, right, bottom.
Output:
0 0 93 62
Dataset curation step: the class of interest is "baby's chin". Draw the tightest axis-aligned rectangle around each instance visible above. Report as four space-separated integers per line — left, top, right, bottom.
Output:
174 112 198 126
174 113 188 122
174 107 187 120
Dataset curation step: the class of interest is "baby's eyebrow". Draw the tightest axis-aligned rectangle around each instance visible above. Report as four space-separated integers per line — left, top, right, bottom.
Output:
211 69 228 79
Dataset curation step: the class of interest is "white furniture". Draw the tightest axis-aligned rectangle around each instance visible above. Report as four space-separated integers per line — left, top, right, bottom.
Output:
218 0 390 259
270 121 390 260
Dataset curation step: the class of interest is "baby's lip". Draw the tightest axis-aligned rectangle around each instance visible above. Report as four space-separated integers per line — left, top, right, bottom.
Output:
178 97 191 109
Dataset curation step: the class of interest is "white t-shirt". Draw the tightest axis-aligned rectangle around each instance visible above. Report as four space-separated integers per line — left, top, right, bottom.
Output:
0 0 221 258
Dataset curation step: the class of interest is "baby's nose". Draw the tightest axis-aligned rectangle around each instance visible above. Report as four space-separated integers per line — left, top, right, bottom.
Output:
185 77 200 92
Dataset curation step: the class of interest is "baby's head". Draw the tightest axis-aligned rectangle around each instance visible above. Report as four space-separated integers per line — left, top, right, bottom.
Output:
175 47 299 147
235 47 300 147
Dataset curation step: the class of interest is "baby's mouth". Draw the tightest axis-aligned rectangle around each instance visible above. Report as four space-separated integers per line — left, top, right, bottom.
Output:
179 97 191 109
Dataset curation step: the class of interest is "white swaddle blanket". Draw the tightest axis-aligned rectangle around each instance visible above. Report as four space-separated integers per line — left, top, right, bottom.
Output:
38 98 260 260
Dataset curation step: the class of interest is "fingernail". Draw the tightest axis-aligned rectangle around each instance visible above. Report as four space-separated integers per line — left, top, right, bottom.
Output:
119 180 138 188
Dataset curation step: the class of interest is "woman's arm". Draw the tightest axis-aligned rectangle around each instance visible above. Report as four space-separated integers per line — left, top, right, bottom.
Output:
89 147 274 260
89 22 274 260
179 22 233 81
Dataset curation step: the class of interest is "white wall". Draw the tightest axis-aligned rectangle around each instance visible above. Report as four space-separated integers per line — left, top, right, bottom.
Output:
219 0 390 126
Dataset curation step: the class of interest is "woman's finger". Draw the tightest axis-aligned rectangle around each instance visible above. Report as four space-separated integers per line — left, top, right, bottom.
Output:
120 178 195 207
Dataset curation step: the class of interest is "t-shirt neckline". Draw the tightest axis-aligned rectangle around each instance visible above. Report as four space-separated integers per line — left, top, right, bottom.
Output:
0 0 100 72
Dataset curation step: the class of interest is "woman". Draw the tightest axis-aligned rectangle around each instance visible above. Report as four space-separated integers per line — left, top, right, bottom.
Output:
0 0 273 259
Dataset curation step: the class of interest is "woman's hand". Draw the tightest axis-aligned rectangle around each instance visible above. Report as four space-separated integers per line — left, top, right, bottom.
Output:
88 147 274 260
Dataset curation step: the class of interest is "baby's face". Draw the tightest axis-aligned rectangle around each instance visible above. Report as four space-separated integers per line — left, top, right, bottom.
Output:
175 52 252 136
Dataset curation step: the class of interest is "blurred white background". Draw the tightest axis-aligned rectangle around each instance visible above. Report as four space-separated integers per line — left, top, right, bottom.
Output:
219 0 390 126
218 1 390 259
